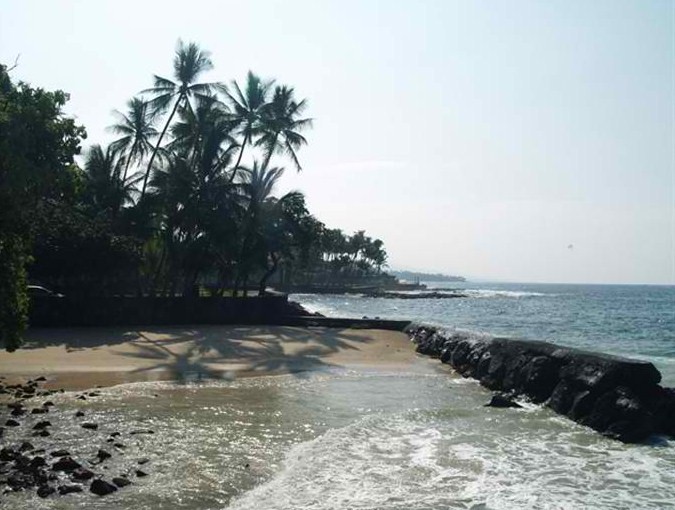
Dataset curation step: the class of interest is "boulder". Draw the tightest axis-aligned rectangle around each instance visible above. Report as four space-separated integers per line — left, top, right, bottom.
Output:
37 484 55 498
97 449 112 461
112 476 132 488
52 457 81 472
90 479 117 496
71 467 95 481
485 393 522 409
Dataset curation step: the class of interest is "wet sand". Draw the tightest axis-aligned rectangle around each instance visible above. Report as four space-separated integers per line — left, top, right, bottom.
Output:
0 326 416 390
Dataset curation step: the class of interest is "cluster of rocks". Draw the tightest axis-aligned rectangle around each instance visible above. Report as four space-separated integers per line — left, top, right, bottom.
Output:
408 324 675 443
0 377 153 499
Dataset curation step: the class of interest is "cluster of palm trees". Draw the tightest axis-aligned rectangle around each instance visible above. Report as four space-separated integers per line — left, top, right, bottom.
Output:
76 40 386 296
296 229 388 286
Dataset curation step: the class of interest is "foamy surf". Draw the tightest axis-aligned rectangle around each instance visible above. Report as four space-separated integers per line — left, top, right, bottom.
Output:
226 397 675 510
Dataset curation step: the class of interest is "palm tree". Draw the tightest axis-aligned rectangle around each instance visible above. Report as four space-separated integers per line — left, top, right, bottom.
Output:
109 97 158 185
141 40 218 198
224 71 274 182
83 144 138 220
169 94 238 181
256 85 312 171
234 161 286 295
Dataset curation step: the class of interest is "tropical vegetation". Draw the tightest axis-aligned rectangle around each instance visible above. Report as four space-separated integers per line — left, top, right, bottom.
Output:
0 40 389 350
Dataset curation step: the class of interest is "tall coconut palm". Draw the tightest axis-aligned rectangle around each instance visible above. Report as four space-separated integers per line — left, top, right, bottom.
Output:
224 71 274 182
141 40 218 198
169 94 237 181
109 97 158 186
256 85 312 171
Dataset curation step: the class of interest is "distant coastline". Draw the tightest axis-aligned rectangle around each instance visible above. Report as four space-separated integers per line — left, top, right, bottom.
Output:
391 270 466 283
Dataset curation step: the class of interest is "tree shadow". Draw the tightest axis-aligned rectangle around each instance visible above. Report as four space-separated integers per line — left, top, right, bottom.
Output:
111 326 375 380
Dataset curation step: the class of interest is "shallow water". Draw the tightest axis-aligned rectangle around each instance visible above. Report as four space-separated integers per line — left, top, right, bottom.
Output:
5 369 675 509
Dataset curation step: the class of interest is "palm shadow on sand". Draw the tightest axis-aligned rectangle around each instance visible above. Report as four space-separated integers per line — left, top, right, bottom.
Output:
107 326 375 381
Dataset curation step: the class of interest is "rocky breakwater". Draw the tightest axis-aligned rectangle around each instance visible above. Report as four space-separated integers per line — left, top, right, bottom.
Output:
407 324 675 443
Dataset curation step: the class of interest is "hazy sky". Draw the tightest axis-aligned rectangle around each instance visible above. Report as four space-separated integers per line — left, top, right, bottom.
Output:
1 0 673 284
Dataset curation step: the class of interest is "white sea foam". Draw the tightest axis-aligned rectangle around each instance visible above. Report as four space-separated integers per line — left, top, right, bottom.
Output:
226 402 675 510
464 289 551 298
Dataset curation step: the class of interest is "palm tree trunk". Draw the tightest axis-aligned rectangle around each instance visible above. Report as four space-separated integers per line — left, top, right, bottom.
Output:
258 252 279 295
228 132 249 183
141 95 183 199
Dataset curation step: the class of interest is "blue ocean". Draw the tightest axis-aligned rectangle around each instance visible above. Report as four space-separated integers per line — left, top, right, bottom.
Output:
292 282 675 384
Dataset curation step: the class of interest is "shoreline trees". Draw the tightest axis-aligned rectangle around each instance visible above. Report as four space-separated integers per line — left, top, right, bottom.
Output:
0 40 389 350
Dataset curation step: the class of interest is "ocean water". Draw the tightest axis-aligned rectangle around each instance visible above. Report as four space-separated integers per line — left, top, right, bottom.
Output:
5 282 675 509
292 282 675 384
6 371 675 510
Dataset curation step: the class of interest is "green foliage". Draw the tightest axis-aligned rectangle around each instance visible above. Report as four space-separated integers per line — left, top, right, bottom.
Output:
0 63 85 350
0 235 30 351
0 39 390 349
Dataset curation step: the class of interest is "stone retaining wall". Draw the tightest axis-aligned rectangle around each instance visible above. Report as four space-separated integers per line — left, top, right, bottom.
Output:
407 323 675 443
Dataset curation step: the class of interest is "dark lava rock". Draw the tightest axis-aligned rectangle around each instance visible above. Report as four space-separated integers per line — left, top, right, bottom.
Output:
75 410 85 417
97 449 112 461
71 467 94 481
51 449 70 457
10 407 26 416
485 394 523 409
90 479 117 496
43 401 55 407
29 456 47 471
109 431 121 437
137 458 149 465
31 408 48 414
81 422 98 430
77 395 87 400
0 448 17 461
52 456 81 472
33 420 52 430
33 429 51 437
113 443 125 449
5 419 20 427
135 469 148 477
8 472 32 490
112 476 132 488
18 441 34 452
37 484 55 498
58 484 83 495
35 376 47 382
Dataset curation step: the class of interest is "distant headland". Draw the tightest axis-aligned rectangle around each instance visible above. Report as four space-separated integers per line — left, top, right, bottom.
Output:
391 270 466 283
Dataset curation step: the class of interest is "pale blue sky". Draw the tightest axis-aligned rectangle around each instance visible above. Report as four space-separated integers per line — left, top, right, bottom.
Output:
1 0 673 284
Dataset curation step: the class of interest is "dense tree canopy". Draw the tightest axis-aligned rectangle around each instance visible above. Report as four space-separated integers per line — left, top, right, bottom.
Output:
0 63 86 350
0 40 389 350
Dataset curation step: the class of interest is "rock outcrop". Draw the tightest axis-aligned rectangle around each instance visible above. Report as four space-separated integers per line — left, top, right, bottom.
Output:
408 324 675 443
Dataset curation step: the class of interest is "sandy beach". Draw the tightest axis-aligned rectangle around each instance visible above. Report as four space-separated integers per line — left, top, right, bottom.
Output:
0 326 416 390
